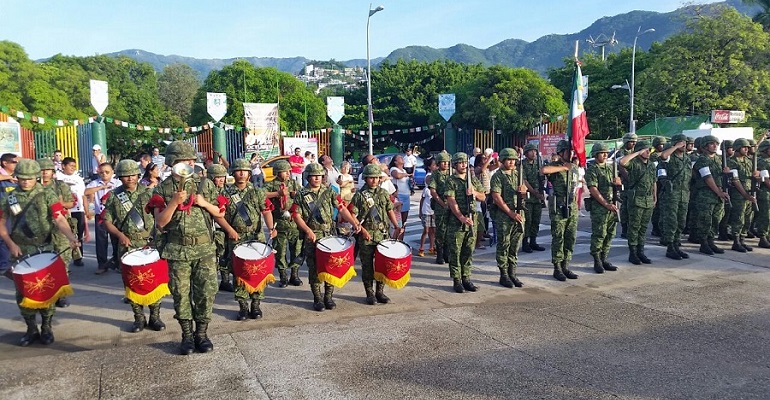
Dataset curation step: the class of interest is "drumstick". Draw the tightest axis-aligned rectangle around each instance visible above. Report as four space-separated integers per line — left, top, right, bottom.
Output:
316 240 331 251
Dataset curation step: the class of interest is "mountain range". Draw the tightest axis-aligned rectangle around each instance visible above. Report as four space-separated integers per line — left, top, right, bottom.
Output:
102 0 756 79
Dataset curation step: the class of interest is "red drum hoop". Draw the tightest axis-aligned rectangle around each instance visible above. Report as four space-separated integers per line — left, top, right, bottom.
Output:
12 252 73 309
232 241 276 293
314 236 356 288
374 239 412 289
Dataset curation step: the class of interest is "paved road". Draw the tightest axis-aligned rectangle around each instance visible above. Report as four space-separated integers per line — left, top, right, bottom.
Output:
1 195 769 399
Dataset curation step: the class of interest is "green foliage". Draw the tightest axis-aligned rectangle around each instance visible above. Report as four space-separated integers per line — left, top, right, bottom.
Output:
158 63 200 124
742 0 770 30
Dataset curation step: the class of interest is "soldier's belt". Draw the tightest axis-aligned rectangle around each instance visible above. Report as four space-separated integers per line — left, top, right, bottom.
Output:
167 234 212 246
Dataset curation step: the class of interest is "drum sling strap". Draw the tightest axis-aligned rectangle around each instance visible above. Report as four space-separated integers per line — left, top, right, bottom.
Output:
10 192 45 240
306 188 331 226
226 185 253 227
114 187 146 232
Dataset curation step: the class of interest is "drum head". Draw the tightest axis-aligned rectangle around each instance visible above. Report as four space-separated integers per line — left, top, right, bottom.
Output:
317 236 353 253
13 253 60 275
377 240 411 258
121 248 161 267
234 241 272 259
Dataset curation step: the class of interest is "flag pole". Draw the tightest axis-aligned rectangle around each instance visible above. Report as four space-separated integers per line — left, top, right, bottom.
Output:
574 40 579 60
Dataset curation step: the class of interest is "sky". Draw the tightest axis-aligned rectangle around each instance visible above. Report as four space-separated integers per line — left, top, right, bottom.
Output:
4 0 693 61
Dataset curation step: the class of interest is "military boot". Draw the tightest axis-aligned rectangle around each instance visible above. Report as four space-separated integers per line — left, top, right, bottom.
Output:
277 269 289 288
19 315 39 347
746 229 756 239
179 320 195 355
699 239 715 255
717 229 732 242
592 254 604 274
521 237 532 253
375 282 390 304
666 243 682 260
219 271 234 292
561 260 578 279
739 236 753 252
461 277 478 292
507 265 523 287
552 263 567 281
732 237 747 253
40 315 54 345
499 268 514 288
758 236 770 249
707 238 725 254
130 303 146 333
452 278 464 293
237 301 249 320
323 284 336 310
628 245 642 265
435 247 445 265
601 253 618 271
530 236 546 252
637 245 651 264
311 285 325 311
289 268 303 286
55 297 70 308
364 281 376 305
620 223 628 239
249 297 263 319
148 304 166 331
194 321 214 353
674 242 689 259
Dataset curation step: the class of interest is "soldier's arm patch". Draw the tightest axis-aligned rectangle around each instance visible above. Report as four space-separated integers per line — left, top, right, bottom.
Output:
216 195 228 213
263 197 275 211
335 194 344 210
146 193 167 213
51 202 66 219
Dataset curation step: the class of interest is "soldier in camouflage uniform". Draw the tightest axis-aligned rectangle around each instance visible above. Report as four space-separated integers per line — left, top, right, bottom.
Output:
541 140 580 281
102 160 167 333
657 134 692 260
38 158 76 308
264 160 304 287
619 140 657 265
291 163 361 311
206 163 235 292
147 141 227 355
745 138 759 239
444 152 486 293
0 159 80 347
429 151 451 264
755 140 770 248
350 164 404 304
726 138 757 252
618 133 638 239
692 135 731 255
686 136 703 240
585 143 621 273
717 140 735 241
217 158 276 320
649 136 667 237
489 148 527 287
522 144 546 253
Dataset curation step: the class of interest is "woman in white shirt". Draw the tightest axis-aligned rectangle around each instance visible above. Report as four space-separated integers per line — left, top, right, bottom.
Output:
337 161 355 202
389 155 412 227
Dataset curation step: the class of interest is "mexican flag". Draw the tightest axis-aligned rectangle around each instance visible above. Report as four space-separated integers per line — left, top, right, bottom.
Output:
566 61 590 166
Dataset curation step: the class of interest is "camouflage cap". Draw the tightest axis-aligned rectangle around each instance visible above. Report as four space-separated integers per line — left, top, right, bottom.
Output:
115 159 140 177
304 162 325 176
165 141 197 166
686 136 695 144
622 133 638 143
732 138 750 149
556 140 572 153
523 143 538 153
702 135 720 148
436 151 451 163
747 138 757 146
363 164 382 178
591 143 609 156
498 148 518 161
37 158 55 170
452 152 469 164
231 158 251 172
758 140 770 153
273 160 290 173
207 164 228 178
634 140 652 152
693 137 702 149
652 137 668 147
15 159 41 180
671 134 687 144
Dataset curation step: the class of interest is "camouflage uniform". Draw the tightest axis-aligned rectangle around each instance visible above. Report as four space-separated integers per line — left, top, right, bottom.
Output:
624 141 657 264
658 134 692 260
584 143 618 273
263 160 303 287
727 138 754 252
207 163 232 291
756 141 770 247
444 152 484 293
692 136 726 255
38 158 74 269
717 140 734 241
545 140 580 281
489 148 525 287
429 151 451 264
618 133 638 238
522 144 546 252
686 137 702 238
649 136 667 237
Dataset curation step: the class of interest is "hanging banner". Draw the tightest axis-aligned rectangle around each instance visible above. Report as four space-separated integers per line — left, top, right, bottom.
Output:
327 96 345 124
0 120 22 156
244 103 279 152
438 93 455 122
90 79 109 116
207 92 227 122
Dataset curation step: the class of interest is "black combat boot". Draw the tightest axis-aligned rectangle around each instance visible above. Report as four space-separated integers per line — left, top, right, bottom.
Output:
637 245 651 264
666 243 682 260
55 297 70 308
601 253 618 271
130 303 146 333
277 269 289 288
592 254 604 274
553 263 567 282
651 227 661 237
530 236 546 251
237 301 249 320
739 236 753 252
375 282 390 304
364 281 376 305
746 229 756 239
507 265 523 287
289 268 303 286
19 315 39 347
521 237 532 253
461 277 478 292
707 238 725 254
436 247 445 265
699 239 715 255
194 321 214 353
758 236 770 249
179 320 195 355
218 271 234 292
249 297 263 319
628 245 642 265
148 304 166 331
674 242 689 259
499 268 514 287
561 260 578 279
40 314 54 345
453 278 464 293
732 237 747 253
311 285 325 311
323 284 336 310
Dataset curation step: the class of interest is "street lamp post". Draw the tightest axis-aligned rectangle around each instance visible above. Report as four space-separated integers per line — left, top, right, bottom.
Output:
630 26 655 134
366 4 384 155
611 80 631 134
491 115 496 135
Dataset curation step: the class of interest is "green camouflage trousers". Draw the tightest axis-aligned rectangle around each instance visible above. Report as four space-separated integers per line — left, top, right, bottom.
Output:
303 238 334 294
447 216 476 279
434 210 448 255
523 202 543 237
659 195 688 245
214 230 226 272
167 254 218 322
627 205 653 247
729 197 750 236
756 190 770 237
358 243 378 283
549 203 578 264
273 228 303 272
589 205 617 256
492 212 524 272
619 191 629 229
693 193 724 241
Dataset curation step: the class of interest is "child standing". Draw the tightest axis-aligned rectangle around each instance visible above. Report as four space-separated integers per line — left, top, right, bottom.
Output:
419 174 435 257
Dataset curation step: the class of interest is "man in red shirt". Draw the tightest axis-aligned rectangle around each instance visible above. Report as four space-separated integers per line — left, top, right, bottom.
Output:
289 147 305 185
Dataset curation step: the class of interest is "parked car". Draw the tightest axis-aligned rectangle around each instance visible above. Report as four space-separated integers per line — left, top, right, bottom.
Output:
374 153 427 188
261 155 289 182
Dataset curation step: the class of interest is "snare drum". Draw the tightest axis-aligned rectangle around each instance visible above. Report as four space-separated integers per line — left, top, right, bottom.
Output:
232 241 276 293
121 248 171 306
374 239 412 289
315 236 356 288
12 252 73 309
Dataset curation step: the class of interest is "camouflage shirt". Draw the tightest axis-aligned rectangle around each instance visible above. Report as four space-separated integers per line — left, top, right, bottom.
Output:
727 155 753 193
102 185 154 252
264 178 301 232
585 161 614 202
522 158 544 203
759 156 770 193
659 152 692 201
625 157 657 208
349 185 392 245
693 153 723 191
291 185 341 238
221 182 270 236
428 169 451 215
0 183 64 251
489 168 519 212
444 172 484 217
546 159 579 208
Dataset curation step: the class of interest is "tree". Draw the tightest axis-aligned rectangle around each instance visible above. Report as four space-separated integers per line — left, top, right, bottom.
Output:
743 0 770 30
158 63 200 124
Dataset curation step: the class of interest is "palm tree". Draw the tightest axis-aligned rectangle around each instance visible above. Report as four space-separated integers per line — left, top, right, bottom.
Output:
743 0 770 30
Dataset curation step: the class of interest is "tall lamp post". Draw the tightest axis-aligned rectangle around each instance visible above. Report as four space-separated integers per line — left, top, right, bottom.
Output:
491 115 496 136
629 26 655 134
366 4 384 155
611 80 631 134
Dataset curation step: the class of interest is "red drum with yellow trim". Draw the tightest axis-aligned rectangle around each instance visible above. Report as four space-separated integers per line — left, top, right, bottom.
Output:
12 252 73 309
121 248 170 306
232 241 276 293
315 236 356 288
374 239 412 289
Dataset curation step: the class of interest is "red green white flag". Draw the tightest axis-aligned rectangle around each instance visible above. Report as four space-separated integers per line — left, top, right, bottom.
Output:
567 61 590 166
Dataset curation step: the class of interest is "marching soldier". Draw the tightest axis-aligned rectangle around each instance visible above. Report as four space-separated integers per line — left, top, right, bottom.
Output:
102 160 166 333
207 163 234 292
429 151 451 264
692 135 730 255
745 138 759 239
147 141 227 355
619 140 657 265
726 138 757 252
264 160 303 287
649 136 667 237
489 148 527 287
217 158 277 320
291 163 361 312
717 140 735 241
444 152 486 293
541 140 579 281
658 134 692 260
584 143 620 273
0 159 80 347
618 132 638 239
686 136 703 241
350 164 404 304
756 140 770 248
521 144 546 252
